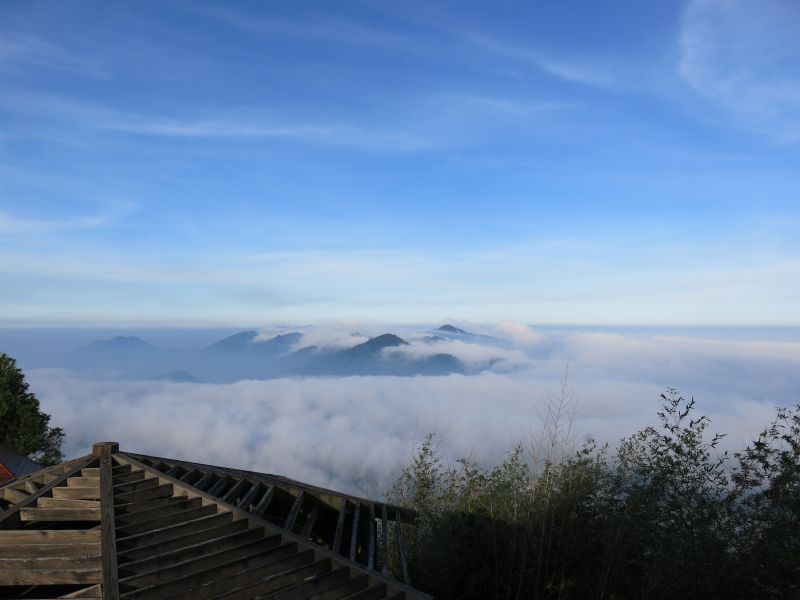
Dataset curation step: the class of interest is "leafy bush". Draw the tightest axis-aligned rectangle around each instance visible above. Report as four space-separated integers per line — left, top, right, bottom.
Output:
390 390 800 600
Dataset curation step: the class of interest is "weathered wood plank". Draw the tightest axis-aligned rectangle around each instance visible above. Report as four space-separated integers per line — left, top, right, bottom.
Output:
236 482 261 511
367 504 376 570
349 503 361 562
38 497 101 509
119 537 283 588
119 542 301 600
114 477 158 494
116 519 249 563
21 507 102 521
0 567 102 585
116 497 201 524
0 455 93 528
54 486 103 500
0 555 101 570
300 504 320 539
332 500 347 554
82 468 102 477
116 495 189 517
114 483 173 504
116 512 234 549
1 486 28 503
285 490 305 532
252 485 275 517
189 556 330 600
68 476 101 487
118 528 270 575
117 504 218 536
0 542 100 558
222 478 249 504
0 529 101 544
101 454 121 600
114 471 146 485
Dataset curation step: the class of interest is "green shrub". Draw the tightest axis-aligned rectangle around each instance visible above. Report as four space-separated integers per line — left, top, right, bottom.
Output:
391 391 800 600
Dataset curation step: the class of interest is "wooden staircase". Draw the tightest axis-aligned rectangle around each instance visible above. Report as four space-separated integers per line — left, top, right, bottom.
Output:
0 444 429 600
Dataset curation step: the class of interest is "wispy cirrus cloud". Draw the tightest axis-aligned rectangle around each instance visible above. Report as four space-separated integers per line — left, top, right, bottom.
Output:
0 32 108 78
679 0 800 141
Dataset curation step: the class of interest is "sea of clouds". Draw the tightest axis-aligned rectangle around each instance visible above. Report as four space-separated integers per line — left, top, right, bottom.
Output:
25 323 800 498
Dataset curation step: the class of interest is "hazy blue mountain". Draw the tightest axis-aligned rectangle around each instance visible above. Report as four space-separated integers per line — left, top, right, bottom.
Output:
154 370 201 383
433 324 510 348
61 329 478 381
438 324 468 334
63 336 176 377
280 334 464 377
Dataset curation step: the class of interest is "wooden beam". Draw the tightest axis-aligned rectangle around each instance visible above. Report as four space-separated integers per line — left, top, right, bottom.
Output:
38 497 101 509
116 519 250 563
100 455 120 600
300 503 320 539
222 478 249 504
0 541 100 558
252 485 275 517
285 490 305 532
349 503 361 562
236 482 261 511
0 529 101 544
53 486 102 500
20 506 101 521
332 500 347 554
119 528 270 575
1 486 28 503
0 567 102 585
367 503 376 570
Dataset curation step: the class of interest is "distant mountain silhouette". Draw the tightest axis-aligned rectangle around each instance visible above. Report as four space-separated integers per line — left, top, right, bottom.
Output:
281 334 463 377
154 370 201 383
61 328 491 381
438 324 469 334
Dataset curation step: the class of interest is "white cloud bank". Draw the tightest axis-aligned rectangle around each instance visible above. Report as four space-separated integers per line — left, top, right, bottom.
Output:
26 326 799 499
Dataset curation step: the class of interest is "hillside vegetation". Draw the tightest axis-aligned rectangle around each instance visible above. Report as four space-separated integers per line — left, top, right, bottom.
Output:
391 390 800 600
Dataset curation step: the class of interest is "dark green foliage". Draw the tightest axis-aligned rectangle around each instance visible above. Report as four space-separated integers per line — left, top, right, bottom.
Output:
0 353 64 465
391 391 800 600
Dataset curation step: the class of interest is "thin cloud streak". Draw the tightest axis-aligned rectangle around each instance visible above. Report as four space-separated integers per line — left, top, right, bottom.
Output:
679 0 800 141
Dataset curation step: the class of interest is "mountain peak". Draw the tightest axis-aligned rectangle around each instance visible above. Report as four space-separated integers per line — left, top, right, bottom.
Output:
206 330 258 351
438 324 468 335
347 333 408 355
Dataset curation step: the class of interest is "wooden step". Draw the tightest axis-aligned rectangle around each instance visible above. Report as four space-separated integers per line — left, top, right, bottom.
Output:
38 497 101 509
0 529 101 544
20 507 102 522
0 542 101 558
81 468 101 477
53 487 102 500
116 520 249 563
67 476 101 487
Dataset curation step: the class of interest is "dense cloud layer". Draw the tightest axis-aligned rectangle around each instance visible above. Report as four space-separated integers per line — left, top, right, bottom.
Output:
24 324 799 499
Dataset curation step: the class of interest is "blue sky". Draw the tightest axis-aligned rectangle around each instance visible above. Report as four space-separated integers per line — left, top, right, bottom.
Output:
1 0 799 326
